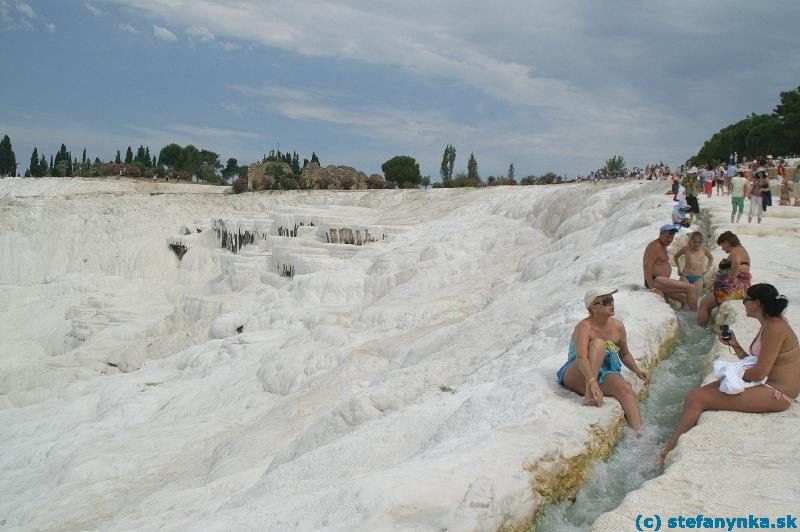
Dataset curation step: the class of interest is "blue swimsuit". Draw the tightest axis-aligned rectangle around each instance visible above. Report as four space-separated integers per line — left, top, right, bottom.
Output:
556 338 623 385
683 274 702 284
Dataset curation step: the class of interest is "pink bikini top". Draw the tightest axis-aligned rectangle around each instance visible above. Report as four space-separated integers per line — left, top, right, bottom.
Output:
749 328 763 357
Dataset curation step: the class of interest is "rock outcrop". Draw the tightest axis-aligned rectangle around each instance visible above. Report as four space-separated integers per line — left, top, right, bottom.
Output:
246 161 292 191
301 162 373 190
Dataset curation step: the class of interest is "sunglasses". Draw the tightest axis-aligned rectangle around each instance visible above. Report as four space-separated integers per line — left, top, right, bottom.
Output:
594 296 615 306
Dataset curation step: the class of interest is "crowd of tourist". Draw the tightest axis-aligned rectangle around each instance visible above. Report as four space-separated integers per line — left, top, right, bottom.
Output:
556 156 800 463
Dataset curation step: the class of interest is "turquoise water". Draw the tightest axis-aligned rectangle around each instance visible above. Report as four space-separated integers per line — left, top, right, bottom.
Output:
535 312 716 531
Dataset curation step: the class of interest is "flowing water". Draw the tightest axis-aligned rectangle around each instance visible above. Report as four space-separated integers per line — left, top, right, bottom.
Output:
535 312 716 531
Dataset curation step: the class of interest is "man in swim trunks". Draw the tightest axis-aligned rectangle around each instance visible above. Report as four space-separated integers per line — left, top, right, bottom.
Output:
556 287 650 429
643 224 698 310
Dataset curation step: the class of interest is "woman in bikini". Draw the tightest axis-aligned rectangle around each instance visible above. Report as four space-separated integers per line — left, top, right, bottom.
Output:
556 288 650 429
696 231 751 327
664 283 800 457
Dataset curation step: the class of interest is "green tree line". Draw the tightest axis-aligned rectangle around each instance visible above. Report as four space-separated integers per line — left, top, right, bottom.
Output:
3 131 577 190
693 85 800 165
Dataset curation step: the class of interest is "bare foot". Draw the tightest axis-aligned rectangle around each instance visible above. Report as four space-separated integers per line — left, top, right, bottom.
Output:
657 445 670 468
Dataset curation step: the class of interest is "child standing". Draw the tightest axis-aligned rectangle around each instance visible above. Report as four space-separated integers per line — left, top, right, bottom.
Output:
673 232 713 294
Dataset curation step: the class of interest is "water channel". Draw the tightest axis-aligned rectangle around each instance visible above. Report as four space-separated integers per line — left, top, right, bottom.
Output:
535 311 716 531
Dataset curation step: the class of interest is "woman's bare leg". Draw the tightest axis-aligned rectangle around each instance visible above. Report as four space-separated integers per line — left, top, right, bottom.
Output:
562 338 606 405
696 291 716 327
601 373 642 429
663 382 790 457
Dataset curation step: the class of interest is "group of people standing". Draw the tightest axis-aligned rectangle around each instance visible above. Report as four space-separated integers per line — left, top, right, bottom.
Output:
674 158 799 225
555 178 799 462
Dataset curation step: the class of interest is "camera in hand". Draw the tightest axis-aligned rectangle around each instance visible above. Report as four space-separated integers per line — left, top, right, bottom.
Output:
720 324 732 342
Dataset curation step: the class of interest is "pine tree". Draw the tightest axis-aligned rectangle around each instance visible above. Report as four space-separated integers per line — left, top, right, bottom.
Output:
29 147 39 177
311 152 320 165
144 147 151 167
115 150 121 164
49 155 54 176
125 146 133 165
507 163 515 182
40 155 48 176
82 148 86 164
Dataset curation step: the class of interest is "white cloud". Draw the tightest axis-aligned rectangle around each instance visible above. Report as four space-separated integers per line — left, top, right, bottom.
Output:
1 1 12 25
130 124 263 142
118 23 137 33
15 1 34 18
186 25 214 42
45 22 54 32
221 103 245 116
85 3 102 16
166 124 262 140
230 82 464 146
219 41 240 52
152 25 177 42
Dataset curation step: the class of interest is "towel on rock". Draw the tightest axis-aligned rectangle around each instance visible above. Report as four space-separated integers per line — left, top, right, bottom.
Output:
713 355 767 394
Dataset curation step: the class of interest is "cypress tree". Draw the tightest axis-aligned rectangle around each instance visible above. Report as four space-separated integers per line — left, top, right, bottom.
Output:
115 150 121 164
125 146 133 165
39 155 47 176
29 147 39 177
0 134 16 176
82 148 86 164
467 152 479 182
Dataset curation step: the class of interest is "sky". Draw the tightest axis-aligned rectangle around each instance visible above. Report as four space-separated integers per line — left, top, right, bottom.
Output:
2 1 800 179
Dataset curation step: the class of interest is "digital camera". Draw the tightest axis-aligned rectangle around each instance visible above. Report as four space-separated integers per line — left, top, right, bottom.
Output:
720 324 732 342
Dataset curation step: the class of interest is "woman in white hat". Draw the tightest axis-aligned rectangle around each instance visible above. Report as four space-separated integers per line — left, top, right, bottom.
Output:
556 288 650 429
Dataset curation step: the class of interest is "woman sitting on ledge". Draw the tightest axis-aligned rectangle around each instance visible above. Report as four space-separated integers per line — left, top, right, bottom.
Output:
556 288 650 430
664 283 800 457
697 231 751 327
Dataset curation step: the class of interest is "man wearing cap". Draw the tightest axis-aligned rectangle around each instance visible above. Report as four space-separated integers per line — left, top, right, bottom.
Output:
730 167 749 223
642 224 698 310
555 287 650 429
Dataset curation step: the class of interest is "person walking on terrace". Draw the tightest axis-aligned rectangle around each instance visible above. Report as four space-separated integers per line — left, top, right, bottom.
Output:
556 288 651 430
730 167 749 223
681 167 700 225
748 169 769 223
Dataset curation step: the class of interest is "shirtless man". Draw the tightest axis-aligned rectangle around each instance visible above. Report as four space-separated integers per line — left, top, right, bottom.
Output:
642 224 698 310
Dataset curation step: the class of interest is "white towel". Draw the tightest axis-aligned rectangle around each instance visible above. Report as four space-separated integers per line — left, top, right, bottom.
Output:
713 355 767 394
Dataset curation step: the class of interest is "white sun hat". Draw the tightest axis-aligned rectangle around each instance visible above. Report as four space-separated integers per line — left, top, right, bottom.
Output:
584 287 617 309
